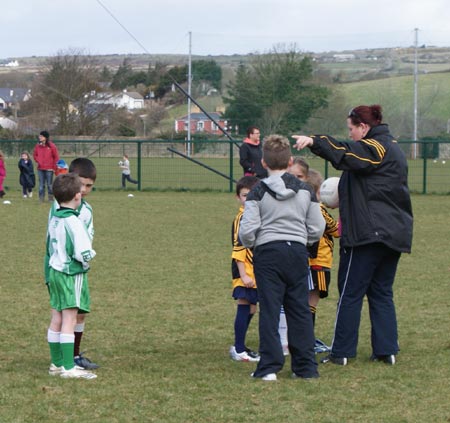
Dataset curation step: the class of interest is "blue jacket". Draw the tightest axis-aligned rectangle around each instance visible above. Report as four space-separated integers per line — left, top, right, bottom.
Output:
309 124 413 253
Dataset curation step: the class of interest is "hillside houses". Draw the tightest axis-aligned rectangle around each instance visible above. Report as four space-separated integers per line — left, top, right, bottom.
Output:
0 88 31 110
175 112 227 135
87 90 144 110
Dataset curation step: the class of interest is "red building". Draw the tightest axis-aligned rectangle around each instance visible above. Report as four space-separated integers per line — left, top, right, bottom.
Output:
174 112 227 135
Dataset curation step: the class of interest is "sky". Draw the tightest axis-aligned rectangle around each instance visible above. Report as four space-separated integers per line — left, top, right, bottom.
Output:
2 0 450 59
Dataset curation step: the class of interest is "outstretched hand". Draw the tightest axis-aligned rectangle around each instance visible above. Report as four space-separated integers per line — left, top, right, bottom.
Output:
292 135 313 150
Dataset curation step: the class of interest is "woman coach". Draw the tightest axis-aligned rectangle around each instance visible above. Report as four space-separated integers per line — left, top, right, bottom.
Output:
293 104 413 366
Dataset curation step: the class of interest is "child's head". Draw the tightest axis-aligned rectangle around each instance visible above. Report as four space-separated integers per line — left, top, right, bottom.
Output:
52 173 82 207
306 168 324 199
289 157 309 181
262 134 292 171
236 175 259 206
69 158 96 198
123 154 129 160
21 151 31 161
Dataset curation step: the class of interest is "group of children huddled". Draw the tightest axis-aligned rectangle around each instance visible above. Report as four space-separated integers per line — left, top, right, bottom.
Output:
230 135 340 381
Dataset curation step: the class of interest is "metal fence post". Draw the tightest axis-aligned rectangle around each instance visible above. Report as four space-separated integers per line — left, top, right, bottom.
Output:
422 142 427 194
229 140 234 192
137 141 142 191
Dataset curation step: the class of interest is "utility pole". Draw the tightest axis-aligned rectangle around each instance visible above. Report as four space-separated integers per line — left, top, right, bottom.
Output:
413 27 419 159
187 31 192 157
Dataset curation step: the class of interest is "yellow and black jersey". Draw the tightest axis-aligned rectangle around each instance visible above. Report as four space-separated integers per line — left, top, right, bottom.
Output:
309 203 340 268
231 206 256 289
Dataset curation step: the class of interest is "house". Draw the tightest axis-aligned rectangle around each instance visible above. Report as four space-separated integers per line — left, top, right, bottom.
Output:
0 88 31 110
87 90 144 110
174 112 227 135
0 116 18 130
115 91 144 110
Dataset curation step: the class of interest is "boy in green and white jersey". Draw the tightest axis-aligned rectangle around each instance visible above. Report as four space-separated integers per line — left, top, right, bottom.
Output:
46 173 97 379
46 158 98 369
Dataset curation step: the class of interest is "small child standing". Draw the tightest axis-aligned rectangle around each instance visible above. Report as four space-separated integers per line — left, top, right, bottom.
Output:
0 150 6 198
18 151 36 198
46 158 99 370
306 169 340 353
119 154 138 188
229 176 260 362
46 173 97 379
239 135 325 381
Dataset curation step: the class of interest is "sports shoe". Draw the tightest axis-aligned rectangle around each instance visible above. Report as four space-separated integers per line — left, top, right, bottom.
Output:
245 347 260 360
370 354 396 365
251 372 277 381
321 354 348 366
28 192 33 198
60 365 97 379
48 363 63 376
23 195 27 198
282 344 290 356
74 352 100 369
229 346 260 362
314 338 331 354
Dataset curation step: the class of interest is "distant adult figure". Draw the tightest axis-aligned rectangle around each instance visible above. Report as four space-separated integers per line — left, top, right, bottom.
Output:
293 104 413 366
33 130 59 202
239 126 268 179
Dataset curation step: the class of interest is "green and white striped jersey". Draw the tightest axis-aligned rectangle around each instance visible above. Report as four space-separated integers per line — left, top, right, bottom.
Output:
49 198 94 241
47 208 96 275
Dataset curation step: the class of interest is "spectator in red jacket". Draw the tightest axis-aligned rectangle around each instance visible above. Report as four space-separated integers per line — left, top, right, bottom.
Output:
33 130 59 202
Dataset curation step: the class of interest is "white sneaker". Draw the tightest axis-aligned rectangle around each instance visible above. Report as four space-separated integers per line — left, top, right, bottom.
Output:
282 344 290 356
251 372 277 381
230 346 260 362
28 192 33 198
60 365 97 379
48 363 63 376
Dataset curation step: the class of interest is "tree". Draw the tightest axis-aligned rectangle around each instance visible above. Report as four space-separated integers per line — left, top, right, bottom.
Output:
192 60 222 91
36 49 101 135
224 47 330 135
110 58 134 90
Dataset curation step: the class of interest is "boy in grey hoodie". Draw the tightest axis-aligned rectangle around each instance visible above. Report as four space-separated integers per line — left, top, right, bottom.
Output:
239 134 325 381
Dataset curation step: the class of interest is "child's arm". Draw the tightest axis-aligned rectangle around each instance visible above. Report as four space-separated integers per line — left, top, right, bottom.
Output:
236 260 255 288
239 200 261 248
322 207 340 238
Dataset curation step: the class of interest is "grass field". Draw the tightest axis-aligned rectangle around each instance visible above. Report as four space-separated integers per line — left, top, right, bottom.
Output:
1 190 450 422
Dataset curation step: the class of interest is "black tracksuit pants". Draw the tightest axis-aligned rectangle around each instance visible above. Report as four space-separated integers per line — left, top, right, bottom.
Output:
252 241 318 378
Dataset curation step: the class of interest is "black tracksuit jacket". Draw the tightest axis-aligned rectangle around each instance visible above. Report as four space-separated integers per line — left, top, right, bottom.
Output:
309 124 413 253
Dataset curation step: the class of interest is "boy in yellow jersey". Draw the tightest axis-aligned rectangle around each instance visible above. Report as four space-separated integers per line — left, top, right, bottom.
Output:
306 169 340 353
229 176 260 362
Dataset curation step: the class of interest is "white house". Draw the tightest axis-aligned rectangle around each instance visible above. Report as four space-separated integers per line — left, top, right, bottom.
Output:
115 91 144 110
87 90 144 110
0 116 18 130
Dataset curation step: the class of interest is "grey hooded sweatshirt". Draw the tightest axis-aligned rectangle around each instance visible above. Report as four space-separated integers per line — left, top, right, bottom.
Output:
239 172 325 249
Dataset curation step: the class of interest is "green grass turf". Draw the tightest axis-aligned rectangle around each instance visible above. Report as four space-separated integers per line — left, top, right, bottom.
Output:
1 191 450 422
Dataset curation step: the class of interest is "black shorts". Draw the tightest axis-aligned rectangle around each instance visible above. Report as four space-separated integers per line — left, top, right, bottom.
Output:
310 267 331 298
232 286 258 305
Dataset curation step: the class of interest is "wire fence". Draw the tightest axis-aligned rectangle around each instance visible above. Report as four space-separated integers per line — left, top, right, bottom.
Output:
1 139 450 194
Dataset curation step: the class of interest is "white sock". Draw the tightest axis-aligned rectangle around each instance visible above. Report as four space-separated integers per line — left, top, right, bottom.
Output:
47 329 60 343
279 306 288 347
